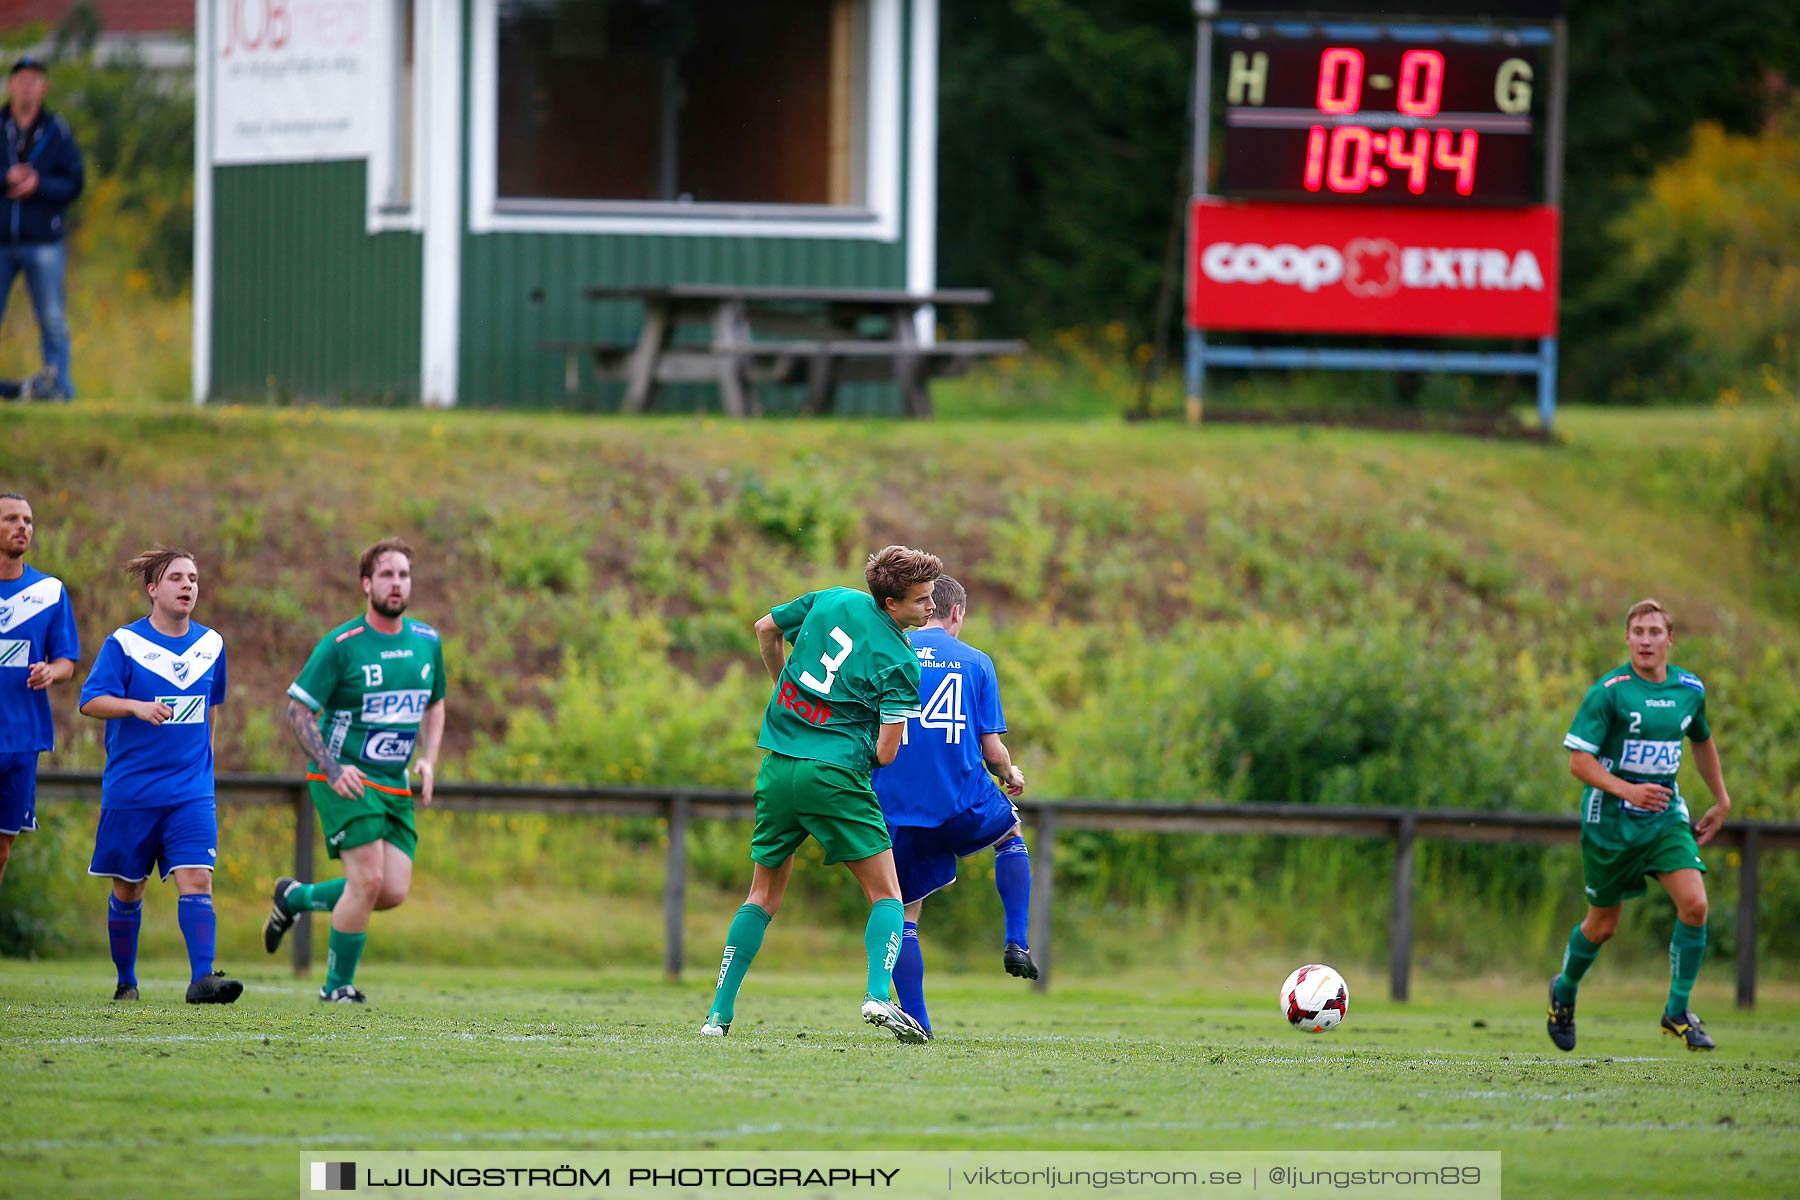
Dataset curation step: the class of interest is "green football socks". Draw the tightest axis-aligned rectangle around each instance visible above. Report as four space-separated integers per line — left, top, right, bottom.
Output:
324 928 367 993
283 877 348 914
864 898 905 1003
707 904 772 1026
1553 924 1600 1005
1666 919 1707 1018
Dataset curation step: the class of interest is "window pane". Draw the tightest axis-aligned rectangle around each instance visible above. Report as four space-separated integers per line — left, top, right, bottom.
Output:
496 0 868 208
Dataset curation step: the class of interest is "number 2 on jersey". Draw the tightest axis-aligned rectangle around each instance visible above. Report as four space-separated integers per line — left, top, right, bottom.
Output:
799 627 854 695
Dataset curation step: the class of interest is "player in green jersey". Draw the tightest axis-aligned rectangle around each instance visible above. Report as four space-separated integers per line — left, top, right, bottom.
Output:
1548 599 1733 1051
701 544 942 1042
262 539 447 1002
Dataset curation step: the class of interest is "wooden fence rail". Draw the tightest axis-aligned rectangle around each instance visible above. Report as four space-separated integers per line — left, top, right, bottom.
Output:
35 771 1800 1008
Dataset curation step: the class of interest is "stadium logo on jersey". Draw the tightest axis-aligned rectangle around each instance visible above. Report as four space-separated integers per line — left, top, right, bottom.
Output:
363 730 417 764
1644 698 1675 707
0 639 27 668
361 688 432 724
379 648 414 659
776 680 831 726
1618 739 1682 775
155 695 208 725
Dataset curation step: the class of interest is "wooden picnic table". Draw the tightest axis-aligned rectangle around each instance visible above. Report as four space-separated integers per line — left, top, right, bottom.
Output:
541 284 1023 417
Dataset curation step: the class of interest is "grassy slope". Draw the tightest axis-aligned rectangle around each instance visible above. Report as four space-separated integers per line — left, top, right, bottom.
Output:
3 401 1797 972
4 401 1789 770
2 961 1796 1199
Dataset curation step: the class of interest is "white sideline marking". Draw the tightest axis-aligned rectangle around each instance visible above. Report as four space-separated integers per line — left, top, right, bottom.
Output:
36 1032 336 1046
14 1110 1763 1154
25 1029 635 1048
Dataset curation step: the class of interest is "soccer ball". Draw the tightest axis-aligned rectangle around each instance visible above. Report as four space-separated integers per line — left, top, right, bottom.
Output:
1280 964 1348 1033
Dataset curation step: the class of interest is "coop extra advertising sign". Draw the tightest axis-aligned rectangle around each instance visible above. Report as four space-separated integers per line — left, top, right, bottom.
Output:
1186 199 1560 338
212 0 393 163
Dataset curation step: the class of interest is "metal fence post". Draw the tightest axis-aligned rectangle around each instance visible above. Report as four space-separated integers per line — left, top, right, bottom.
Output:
292 782 315 976
1029 806 1055 994
664 794 689 982
1389 815 1416 1002
1736 825 1760 1010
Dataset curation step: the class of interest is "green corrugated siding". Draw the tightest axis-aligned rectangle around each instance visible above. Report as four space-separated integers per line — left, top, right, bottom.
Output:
210 162 422 402
457 233 907 412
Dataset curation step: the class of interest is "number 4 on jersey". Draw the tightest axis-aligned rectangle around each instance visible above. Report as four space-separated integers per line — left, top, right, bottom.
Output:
912 673 965 744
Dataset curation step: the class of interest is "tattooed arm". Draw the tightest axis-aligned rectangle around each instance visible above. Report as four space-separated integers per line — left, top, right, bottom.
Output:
286 698 367 799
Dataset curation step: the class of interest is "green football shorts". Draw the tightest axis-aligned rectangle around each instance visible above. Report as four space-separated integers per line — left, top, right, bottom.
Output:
308 773 418 861
749 752 892 868
1580 817 1706 908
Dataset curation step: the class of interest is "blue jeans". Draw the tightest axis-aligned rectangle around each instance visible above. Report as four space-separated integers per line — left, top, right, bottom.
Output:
0 241 74 399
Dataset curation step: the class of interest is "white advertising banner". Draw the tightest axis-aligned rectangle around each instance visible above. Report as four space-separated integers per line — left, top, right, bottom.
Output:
212 0 392 164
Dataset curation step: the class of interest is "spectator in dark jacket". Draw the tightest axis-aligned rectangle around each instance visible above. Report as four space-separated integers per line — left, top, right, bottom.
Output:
2 57 83 400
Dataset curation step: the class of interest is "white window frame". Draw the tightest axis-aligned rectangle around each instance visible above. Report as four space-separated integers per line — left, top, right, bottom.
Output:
468 0 903 241
366 0 428 233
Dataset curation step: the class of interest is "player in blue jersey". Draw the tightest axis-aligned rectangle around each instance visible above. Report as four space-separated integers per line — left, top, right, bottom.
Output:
0 492 80 887
79 547 239 1004
872 575 1032 1038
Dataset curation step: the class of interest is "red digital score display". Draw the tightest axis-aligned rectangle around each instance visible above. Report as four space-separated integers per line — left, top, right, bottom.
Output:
1220 37 1543 206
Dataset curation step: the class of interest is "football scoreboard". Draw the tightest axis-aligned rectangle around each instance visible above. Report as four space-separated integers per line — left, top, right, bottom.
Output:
1185 1 1567 429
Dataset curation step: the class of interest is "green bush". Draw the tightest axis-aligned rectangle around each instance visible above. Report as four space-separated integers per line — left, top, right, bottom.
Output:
0 806 84 957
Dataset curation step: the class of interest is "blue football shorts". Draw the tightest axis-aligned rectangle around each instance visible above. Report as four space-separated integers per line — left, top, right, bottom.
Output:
888 789 1021 905
89 798 219 882
0 751 38 835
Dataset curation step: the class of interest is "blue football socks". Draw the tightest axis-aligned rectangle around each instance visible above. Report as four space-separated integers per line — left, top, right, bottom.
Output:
176 893 217 983
894 921 931 1034
107 895 142 988
994 836 1032 947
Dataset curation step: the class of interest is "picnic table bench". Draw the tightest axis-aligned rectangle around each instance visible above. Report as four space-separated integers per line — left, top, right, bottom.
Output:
539 284 1023 417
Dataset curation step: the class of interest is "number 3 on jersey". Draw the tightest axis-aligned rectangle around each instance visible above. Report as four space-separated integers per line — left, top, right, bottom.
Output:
799 627 854 694
904 673 965 745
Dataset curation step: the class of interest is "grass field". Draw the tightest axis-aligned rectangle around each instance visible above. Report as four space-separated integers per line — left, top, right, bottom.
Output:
3 959 1796 1198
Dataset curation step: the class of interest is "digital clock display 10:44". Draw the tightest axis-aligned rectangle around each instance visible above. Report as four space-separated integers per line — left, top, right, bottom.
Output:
1219 36 1543 206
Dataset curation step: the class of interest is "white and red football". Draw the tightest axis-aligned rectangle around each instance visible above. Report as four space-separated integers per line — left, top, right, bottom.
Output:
1280 964 1349 1033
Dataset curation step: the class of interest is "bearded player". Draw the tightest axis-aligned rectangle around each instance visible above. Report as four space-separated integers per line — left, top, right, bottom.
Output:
263 538 446 1003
